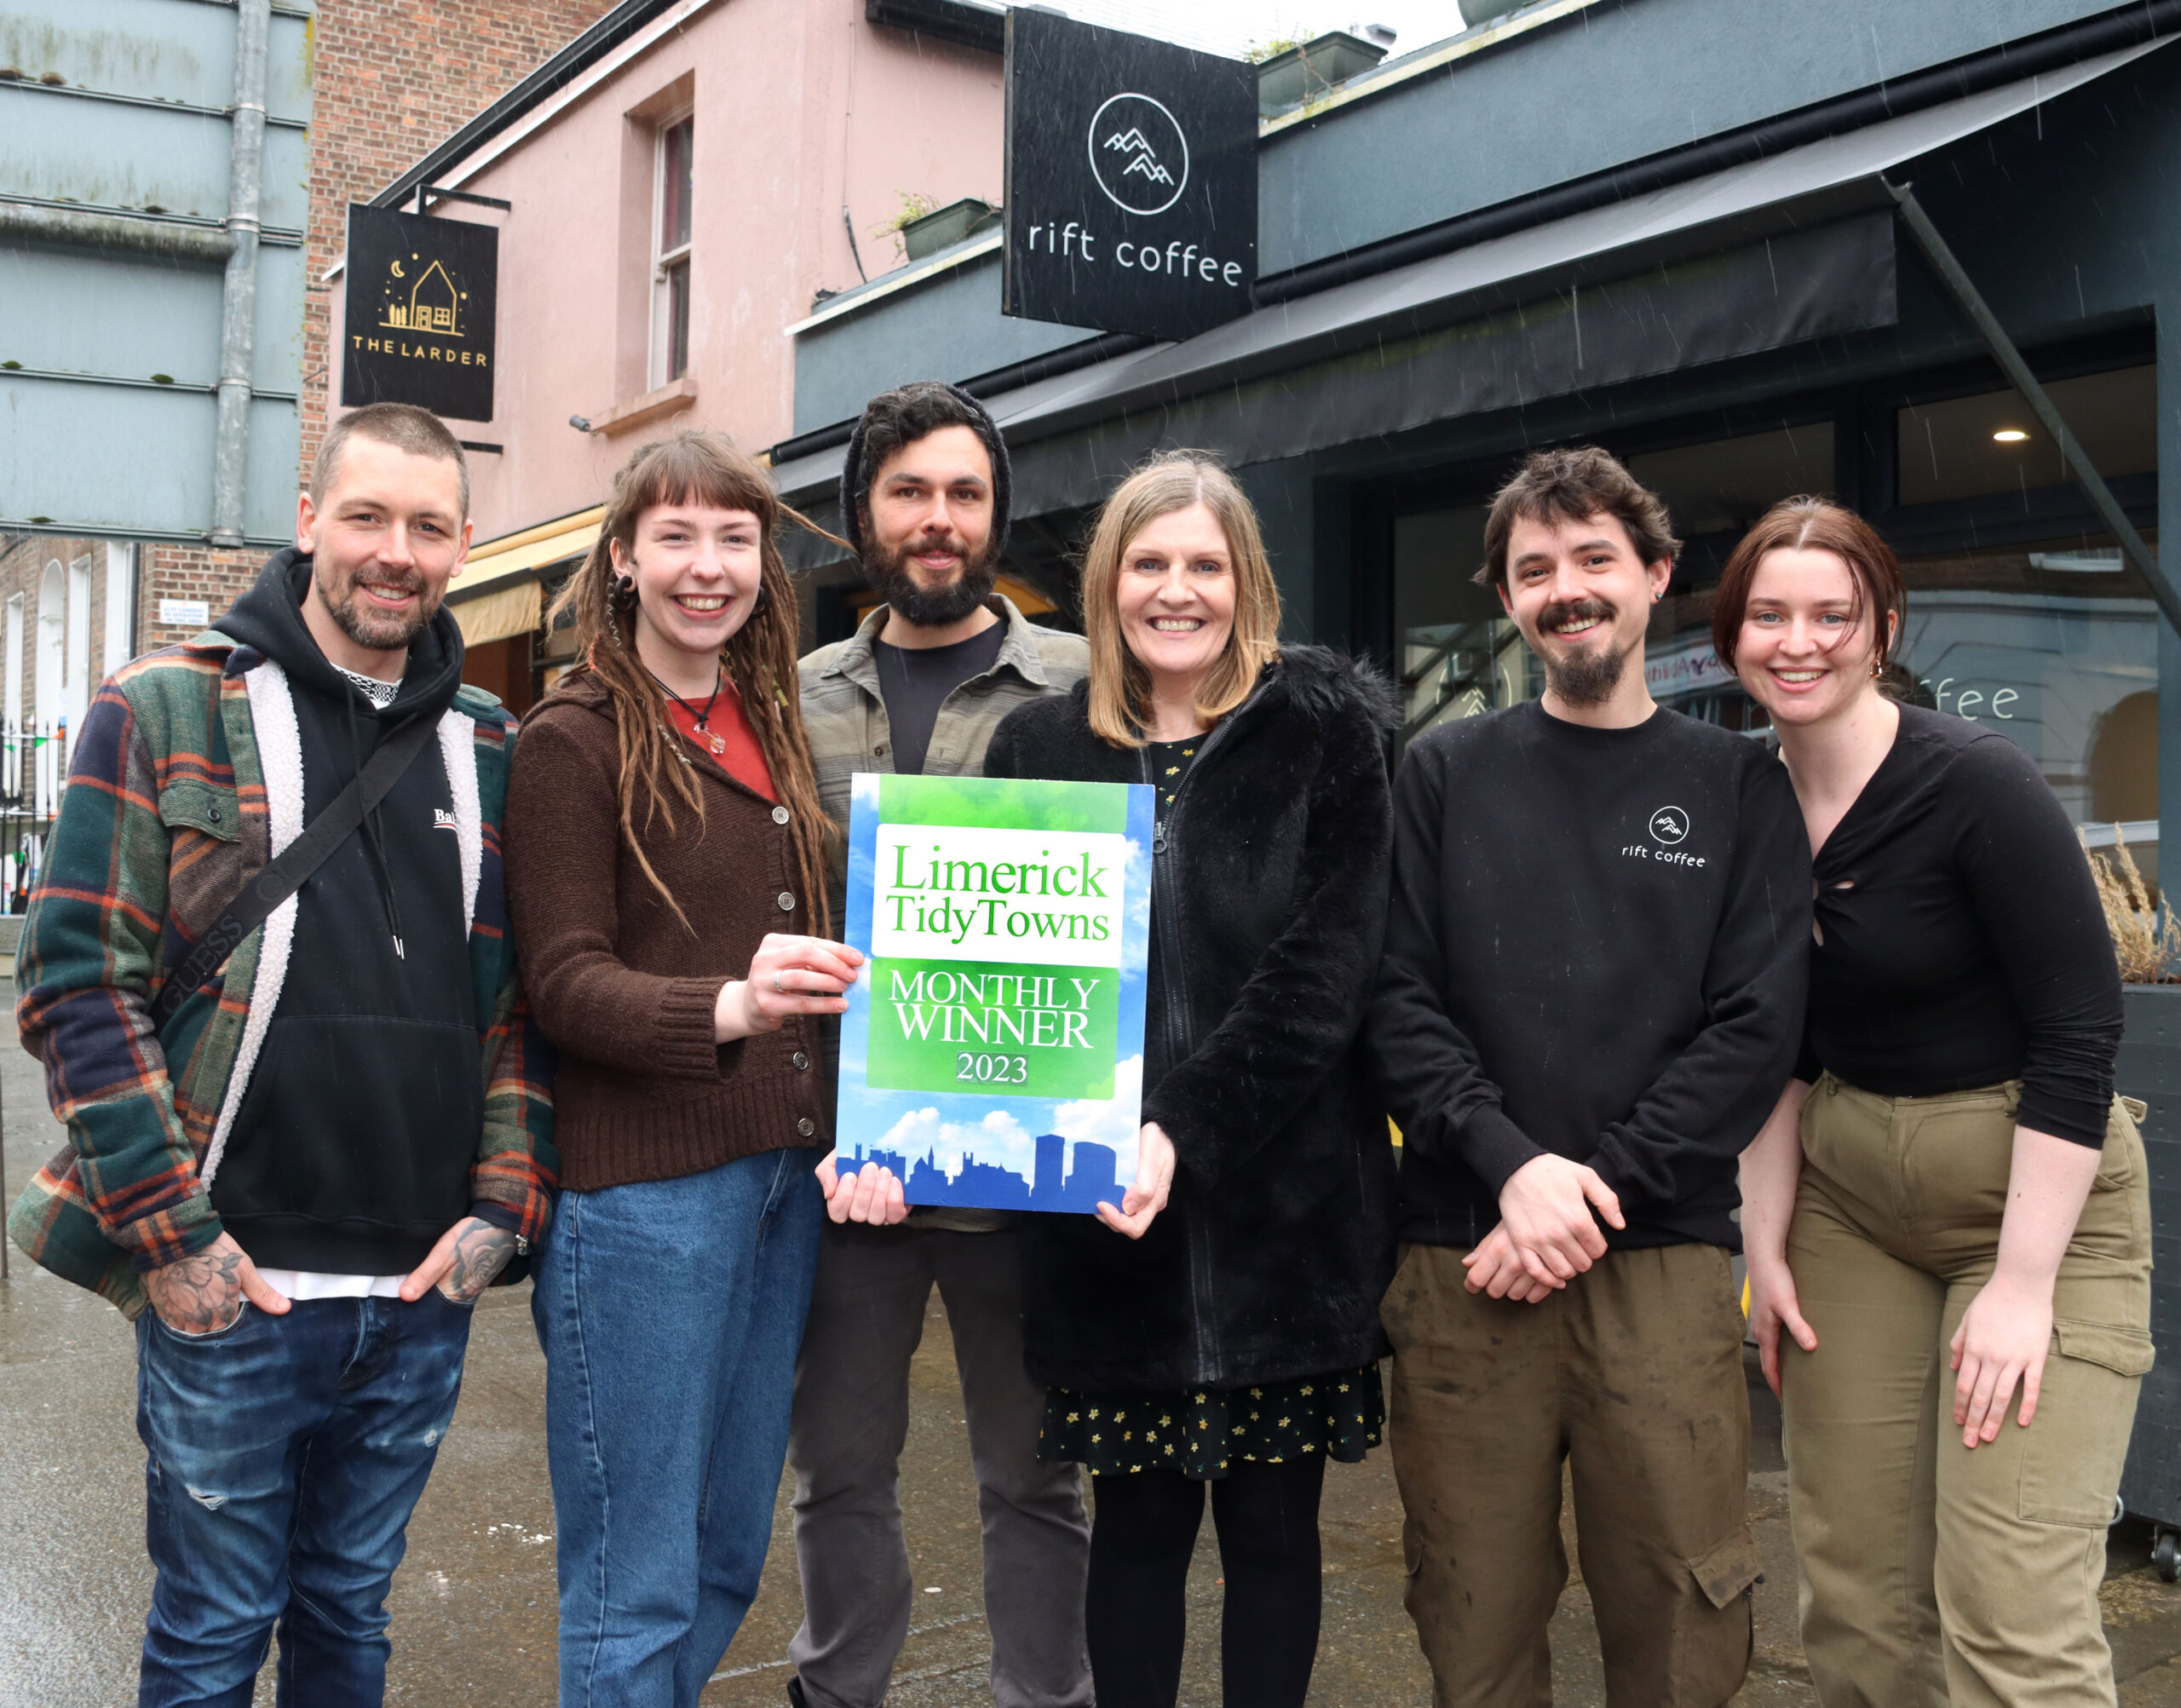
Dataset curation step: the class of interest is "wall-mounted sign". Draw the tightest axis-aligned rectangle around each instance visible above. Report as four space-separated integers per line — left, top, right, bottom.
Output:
339 204 498 422
157 598 210 628
1002 10 1257 344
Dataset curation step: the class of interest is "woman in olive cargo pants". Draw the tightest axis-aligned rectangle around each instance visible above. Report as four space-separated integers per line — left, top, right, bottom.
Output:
1724 497 2152 1708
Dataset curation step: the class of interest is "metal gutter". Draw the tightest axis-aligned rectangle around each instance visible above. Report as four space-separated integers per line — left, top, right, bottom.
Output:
210 0 269 548
864 0 1004 55
0 74 308 129
1255 0 2181 306
0 201 233 265
370 0 706 213
0 368 297 400
0 193 302 250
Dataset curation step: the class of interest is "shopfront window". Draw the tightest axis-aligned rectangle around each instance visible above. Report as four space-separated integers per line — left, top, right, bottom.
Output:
1897 365 2154 505
1895 532 2161 877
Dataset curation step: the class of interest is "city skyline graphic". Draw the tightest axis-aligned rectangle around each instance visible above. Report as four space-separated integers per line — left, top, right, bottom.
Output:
837 1133 1122 1214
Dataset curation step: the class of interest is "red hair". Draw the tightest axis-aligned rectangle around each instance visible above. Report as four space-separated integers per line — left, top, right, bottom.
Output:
1712 497 1904 673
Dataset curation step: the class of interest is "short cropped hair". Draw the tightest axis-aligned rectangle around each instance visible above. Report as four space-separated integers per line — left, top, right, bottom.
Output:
1476 446 1678 587
312 402 470 518
1711 496 1906 673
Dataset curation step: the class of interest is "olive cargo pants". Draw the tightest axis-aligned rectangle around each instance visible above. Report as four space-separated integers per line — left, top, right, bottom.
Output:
1382 1240 1760 1708
1782 1076 2155 1708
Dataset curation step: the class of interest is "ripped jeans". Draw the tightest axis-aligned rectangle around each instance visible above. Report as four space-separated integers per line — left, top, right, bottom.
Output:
133 1289 475 1708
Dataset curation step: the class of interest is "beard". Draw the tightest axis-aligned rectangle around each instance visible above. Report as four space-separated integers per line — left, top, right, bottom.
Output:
863 530 999 629
316 557 442 652
1535 595 1632 707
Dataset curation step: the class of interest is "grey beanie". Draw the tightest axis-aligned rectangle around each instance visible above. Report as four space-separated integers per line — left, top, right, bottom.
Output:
838 381 1013 564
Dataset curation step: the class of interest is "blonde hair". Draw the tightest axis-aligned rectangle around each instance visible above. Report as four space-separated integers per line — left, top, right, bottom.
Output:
1081 451 1281 749
545 430 836 933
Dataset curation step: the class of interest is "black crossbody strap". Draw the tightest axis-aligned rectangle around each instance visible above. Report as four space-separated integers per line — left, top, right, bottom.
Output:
147 710 442 1032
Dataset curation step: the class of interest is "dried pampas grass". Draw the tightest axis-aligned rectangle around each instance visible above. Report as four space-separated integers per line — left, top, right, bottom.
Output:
2082 825 2179 985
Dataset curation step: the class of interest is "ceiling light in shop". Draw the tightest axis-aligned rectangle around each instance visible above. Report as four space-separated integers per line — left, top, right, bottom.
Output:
1992 428 2030 443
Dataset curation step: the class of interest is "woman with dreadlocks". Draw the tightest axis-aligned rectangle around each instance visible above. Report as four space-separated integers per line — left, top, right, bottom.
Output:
505 431 860 1705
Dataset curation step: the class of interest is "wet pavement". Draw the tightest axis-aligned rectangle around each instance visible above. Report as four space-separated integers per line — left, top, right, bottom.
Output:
6 1017 2181 1705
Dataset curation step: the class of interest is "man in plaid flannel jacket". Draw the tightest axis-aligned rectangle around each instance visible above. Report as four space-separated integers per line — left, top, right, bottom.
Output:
8 404 555 1706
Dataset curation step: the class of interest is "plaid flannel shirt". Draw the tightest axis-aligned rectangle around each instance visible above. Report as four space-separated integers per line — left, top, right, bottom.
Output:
6 633 555 1315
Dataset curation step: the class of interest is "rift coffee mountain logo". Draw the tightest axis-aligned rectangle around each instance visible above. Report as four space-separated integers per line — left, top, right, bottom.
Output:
1648 805 1691 845
341 204 498 422
1090 95 1188 216
1003 9 1256 343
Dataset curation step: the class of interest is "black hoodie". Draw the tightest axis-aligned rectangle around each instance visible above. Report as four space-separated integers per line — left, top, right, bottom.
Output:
210 550 485 1274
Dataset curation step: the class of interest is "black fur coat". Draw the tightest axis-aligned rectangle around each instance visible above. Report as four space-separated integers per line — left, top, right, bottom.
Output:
982 646 1398 1391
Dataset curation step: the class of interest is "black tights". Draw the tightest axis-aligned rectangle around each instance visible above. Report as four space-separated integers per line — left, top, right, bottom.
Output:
1084 1454 1328 1708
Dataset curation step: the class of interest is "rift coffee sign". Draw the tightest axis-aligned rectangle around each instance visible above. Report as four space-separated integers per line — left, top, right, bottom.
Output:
1003 10 1257 343
340 204 498 422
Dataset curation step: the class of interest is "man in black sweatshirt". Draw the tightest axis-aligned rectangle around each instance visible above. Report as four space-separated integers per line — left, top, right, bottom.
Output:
1372 446 1809 1707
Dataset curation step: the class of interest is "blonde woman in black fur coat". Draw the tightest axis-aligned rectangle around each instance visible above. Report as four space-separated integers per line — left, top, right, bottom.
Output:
983 451 1396 1708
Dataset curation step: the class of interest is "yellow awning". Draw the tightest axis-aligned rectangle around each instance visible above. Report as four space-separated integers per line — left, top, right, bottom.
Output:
452 505 605 603
456 580 544 648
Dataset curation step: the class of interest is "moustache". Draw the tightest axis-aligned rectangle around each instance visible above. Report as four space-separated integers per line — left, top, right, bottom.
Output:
1537 596 1617 641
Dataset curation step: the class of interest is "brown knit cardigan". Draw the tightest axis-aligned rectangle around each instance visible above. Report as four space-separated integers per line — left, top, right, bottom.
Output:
504 671 828 1192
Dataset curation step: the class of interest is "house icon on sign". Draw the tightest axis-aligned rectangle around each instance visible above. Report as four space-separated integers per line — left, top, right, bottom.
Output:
407 261 461 336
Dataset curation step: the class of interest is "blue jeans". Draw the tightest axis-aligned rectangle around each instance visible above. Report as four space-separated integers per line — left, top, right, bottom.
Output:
533 1147 823 1708
134 1290 475 1708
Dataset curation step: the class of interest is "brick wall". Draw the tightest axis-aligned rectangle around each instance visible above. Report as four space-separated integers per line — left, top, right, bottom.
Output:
298 0 618 482
138 543 269 653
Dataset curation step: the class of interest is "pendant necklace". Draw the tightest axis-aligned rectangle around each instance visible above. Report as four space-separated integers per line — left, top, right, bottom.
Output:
653 667 728 755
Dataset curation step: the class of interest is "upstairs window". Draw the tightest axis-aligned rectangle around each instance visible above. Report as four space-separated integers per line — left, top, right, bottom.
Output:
652 114 693 386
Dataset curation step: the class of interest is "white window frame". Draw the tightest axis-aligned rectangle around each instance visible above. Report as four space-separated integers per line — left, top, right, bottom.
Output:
649 110 695 388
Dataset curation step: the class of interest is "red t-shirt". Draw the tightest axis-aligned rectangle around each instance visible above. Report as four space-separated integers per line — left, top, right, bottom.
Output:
665 679 776 802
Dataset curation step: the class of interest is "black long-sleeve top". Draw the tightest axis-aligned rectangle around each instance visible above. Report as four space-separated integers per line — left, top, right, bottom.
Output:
1371 701 1811 1251
1798 703 2121 1146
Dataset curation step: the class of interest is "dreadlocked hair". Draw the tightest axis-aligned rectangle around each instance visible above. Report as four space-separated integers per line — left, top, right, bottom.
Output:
545 430 838 936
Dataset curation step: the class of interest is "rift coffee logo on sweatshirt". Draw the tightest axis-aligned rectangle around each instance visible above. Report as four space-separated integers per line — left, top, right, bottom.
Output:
1624 803 1708 868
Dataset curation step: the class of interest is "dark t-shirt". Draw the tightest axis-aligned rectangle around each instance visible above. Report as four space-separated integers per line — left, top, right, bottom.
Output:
1371 699 1811 1251
874 618 1009 775
1798 702 2122 1147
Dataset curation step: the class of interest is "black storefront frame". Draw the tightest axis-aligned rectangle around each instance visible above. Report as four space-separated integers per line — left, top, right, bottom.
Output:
1346 320 2161 687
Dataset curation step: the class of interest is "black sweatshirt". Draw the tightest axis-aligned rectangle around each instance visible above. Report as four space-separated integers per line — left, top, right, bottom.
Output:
1371 700 1810 1251
1799 704 2121 1146
207 552 484 1274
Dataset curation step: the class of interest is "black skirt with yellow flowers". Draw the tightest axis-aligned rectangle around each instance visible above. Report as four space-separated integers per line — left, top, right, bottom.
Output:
1037 1365 1384 1480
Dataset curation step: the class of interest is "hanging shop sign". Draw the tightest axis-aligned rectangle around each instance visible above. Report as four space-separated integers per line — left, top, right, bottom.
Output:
339 204 498 422
835 773 1154 1216
1002 10 1257 343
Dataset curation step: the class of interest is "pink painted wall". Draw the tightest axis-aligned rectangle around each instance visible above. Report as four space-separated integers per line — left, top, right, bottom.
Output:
325 0 1003 543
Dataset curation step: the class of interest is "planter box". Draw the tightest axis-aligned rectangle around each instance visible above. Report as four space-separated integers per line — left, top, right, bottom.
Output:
1255 31 1388 118
2118 983 2181 1527
901 198 999 263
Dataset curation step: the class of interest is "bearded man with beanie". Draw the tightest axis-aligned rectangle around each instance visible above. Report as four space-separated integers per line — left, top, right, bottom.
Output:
9 403 553 1706
791 382 1092 1708
1371 446 1809 1707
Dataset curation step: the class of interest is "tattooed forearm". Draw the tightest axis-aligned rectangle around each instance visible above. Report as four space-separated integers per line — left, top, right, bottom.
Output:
437 1219 519 1303
146 1237 247 1334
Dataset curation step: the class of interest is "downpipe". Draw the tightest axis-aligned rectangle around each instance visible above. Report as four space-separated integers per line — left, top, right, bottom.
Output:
210 0 271 548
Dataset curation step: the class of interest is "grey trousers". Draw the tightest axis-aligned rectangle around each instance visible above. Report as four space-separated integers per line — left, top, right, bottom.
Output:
786 1220 1093 1708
